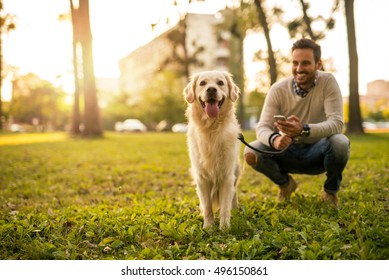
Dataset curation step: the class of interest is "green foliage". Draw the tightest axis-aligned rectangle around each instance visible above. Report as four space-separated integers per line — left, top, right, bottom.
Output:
138 71 187 127
101 92 134 129
245 90 266 120
366 99 389 121
286 0 339 41
0 0 16 34
102 71 186 130
0 132 388 259
7 73 71 130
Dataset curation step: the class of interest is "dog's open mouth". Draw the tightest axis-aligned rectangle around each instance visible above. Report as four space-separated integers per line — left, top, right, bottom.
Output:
199 97 225 118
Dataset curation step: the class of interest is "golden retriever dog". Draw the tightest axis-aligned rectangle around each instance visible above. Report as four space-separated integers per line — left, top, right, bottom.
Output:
184 70 241 229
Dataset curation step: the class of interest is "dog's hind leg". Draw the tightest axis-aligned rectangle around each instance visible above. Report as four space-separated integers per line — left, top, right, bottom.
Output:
232 192 238 209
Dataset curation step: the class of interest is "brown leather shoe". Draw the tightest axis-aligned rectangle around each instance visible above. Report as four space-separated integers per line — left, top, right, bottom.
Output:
278 175 297 202
321 192 338 207
244 152 257 166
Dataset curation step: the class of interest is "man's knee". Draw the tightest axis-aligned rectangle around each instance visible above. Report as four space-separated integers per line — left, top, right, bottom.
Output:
329 134 350 158
329 134 349 148
244 145 258 166
244 152 257 165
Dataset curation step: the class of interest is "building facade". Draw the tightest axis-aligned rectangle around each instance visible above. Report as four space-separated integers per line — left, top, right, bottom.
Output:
118 13 230 100
361 80 389 110
343 79 389 111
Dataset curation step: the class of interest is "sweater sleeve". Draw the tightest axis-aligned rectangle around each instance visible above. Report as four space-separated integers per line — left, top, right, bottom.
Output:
309 74 344 139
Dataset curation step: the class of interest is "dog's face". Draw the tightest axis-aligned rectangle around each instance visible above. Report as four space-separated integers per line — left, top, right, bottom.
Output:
184 71 240 118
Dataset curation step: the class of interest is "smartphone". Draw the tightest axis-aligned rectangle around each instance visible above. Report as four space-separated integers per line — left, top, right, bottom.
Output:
274 115 286 122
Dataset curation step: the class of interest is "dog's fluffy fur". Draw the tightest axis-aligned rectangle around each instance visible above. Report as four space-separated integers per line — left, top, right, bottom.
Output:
184 70 241 229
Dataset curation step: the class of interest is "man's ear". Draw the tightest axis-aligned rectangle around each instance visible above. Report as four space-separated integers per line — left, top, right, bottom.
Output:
224 72 240 102
316 59 323 71
184 73 199 103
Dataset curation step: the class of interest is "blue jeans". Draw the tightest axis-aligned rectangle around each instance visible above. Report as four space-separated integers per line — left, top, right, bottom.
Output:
244 134 350 194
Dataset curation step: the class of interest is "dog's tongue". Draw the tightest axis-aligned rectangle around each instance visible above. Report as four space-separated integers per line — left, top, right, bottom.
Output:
205 102 219 118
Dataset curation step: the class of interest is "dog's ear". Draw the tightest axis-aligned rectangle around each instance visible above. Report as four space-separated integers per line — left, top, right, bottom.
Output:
224 72 240 102
184 73 199 103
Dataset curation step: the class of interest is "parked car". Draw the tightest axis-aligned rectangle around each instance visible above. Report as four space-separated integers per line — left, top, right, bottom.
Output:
172 123 188 133
115 119 147 132
9 124 26 133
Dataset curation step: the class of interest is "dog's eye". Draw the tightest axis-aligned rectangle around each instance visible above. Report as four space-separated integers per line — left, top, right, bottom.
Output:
199 81 206 86
217 81 224 86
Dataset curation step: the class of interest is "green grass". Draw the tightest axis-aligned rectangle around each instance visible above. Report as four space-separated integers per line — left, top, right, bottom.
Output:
0 132 388 260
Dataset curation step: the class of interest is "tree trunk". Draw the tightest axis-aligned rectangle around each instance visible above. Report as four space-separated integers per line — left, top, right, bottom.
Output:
78 0 102 137
345 0 364 134
181 18 190 84
0 3 3 131
71 41 81 135
229 21 245 128
254 0 277 85
0 39 3 131
70 0 81 135
0 87 2 130
0 46 2 130
299 0 318 40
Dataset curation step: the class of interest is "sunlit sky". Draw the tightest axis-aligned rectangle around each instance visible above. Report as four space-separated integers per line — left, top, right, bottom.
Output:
2 0 389 101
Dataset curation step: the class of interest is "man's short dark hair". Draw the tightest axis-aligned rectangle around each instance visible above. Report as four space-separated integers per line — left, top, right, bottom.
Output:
292 38 321 63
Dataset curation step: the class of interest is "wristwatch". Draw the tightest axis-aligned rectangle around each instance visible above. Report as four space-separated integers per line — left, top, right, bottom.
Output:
300 124 310 137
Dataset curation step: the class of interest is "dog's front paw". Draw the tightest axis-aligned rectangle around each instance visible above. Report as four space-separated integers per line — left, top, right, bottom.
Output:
203 215 214 229
219 218 230 230
202 222 213 229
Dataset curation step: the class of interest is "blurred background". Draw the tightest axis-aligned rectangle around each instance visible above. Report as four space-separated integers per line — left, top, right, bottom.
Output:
1 0 388 136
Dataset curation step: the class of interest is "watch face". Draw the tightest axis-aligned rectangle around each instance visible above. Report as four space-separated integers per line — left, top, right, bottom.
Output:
301 124 310 137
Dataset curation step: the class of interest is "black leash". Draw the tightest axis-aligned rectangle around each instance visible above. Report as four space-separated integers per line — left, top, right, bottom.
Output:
237 133 291 155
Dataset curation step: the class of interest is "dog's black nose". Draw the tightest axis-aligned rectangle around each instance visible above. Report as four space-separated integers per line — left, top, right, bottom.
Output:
207 87 217 94
206 87 217 100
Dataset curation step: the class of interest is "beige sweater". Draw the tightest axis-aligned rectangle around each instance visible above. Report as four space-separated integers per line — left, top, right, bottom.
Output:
257 71 344 145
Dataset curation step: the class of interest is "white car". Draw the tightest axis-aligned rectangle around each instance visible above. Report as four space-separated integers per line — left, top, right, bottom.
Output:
115 119 147 132
172 123 188 133
10 124 26 133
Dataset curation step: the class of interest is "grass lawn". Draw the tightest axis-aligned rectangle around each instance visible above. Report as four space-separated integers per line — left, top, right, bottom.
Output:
0 131 388 260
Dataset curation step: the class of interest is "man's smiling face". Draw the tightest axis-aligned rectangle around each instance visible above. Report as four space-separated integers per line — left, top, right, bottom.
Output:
292 48 322 89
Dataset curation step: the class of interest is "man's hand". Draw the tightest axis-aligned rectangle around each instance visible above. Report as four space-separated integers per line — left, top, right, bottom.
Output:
274 114 303 138
273 134 293 150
